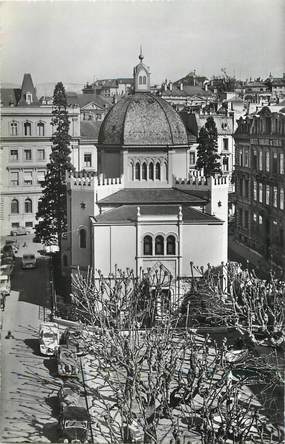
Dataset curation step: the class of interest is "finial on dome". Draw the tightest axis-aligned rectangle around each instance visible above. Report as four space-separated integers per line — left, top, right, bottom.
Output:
139 45 144 62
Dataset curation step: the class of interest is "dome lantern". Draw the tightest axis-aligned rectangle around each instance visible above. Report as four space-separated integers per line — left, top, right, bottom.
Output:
133 47 151 93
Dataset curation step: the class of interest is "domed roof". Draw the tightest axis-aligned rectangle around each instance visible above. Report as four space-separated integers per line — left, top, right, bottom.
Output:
98 93 188 146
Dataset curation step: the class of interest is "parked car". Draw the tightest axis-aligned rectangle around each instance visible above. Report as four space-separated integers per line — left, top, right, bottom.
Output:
2 256 15 266
58 406 91 443
5 239 19 253
0 263 14 278
10 226 29 236
1 244 16 259
58 381 84 413
21 253 36 270
230 366 281 385
225 349 249 364
56 345 80 378
61 329 89 356
0 274 11 296
39 322 60 356
43 244 59 255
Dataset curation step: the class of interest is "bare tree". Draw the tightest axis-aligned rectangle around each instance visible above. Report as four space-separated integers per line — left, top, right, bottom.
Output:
70 266 283 443
180 262 285 349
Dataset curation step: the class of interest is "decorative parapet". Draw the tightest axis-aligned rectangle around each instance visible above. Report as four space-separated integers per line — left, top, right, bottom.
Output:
67 171 124 189
174 171 228 189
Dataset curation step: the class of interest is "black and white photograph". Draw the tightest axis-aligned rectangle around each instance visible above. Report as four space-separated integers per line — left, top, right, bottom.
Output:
0 0 284 442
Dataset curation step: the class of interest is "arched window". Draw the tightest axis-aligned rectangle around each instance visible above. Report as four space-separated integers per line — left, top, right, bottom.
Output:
139 76 143 85
10 122 18 136
164 162 168 181
25 198 32 213
11 199 19 214
79 229 86 248
142 162 147 180
155 235 164 255
149 162 154 180
24 122 31 136
143 235 152 255
155 162 161 180
37 122 45 136
143 76 146 85
135 162 140 180
167 235 176 255
129 162 134 181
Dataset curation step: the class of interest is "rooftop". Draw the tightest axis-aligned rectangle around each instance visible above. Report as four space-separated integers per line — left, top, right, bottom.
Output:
98 93 188 146
80 121 102 139
160 85 213 98
93 204 221 224
98 188 206 205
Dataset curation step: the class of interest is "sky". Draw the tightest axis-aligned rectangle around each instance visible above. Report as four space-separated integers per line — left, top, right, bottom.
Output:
1 0 285 88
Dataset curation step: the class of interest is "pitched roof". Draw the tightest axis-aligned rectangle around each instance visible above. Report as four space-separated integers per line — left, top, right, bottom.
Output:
93 204 221 224
66 92 112 109
160 85 213 98
180 112 234 136
98 188 206 205
18 73 39 106
80 121 102 139
1 88 21 106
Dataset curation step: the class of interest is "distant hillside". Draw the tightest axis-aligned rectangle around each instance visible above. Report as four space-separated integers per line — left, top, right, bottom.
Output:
36 82 84 97
174 71 208 87
1 82 84 97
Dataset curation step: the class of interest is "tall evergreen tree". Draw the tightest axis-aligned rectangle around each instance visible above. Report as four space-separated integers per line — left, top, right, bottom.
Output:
195 116 222 177
35 82 74 247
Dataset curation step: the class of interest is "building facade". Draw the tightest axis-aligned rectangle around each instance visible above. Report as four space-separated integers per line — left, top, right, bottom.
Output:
234 106 285 270
180 111 235 191
62 54 229 295
0 74 80 235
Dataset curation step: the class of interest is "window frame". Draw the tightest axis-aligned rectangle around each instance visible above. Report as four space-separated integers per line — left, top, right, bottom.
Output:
155 162 161 180
24 149 32 161
11 199 19 214
143 235 153 256
23 171 33 185
24 198 33 213
155 235 164 255
10 149 18 161
37 122 45 136
10 171 19 186
10 121 18 136
166 235 176 255
142 162 147 180
84 153 92 167
24 121 32 136
135 162 140 180
37 149 45 161
79 228 87 249
273 186 278 208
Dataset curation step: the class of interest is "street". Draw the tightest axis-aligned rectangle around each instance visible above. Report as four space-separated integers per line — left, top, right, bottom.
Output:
0 237 60 443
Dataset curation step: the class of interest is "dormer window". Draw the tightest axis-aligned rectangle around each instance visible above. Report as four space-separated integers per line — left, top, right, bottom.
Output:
26 92 33 104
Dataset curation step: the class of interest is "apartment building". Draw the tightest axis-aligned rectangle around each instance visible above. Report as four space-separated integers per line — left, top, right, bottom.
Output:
234 106 285 270
0 73 80 235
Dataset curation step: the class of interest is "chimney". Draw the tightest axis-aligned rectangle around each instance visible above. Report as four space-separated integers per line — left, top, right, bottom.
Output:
169 82 173 91
193 69 196 86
